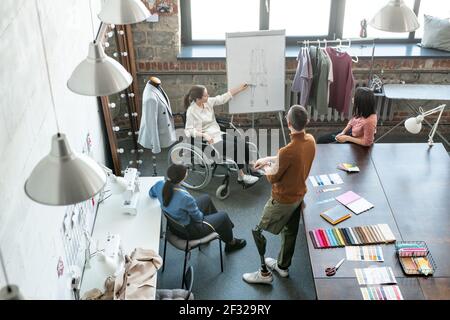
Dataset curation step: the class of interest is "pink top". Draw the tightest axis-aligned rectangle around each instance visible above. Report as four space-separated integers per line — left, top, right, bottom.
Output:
348 114 377 146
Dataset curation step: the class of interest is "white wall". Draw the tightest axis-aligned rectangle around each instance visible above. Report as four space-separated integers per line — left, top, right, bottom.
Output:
0 0 107 299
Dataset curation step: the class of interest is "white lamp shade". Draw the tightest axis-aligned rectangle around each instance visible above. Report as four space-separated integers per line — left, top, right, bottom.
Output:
98 0 151 25
110 175 128 194
370 0 420 32
67 42 132 96
405 116 423 134
24 133 107 206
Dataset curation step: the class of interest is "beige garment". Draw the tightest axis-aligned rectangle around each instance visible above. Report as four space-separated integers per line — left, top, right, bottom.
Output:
81 276 115 300
114 248 163 300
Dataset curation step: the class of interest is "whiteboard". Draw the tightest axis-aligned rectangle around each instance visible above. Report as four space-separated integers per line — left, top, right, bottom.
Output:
226 30 285 114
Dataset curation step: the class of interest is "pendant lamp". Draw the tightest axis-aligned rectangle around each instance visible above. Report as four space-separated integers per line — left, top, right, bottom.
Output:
370 0 419 32
67 41 132 96
0 248 23 300
25 133 106 206
98 0 151 25
25 0 107 206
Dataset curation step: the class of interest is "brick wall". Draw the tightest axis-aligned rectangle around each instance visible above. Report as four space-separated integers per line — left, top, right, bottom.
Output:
131 1 450 147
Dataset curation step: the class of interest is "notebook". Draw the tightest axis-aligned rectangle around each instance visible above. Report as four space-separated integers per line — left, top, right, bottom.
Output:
320 205 351 225
335 191 374 215
337 163 360 173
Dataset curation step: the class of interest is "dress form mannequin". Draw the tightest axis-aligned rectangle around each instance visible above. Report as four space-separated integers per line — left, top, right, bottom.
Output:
140 76 175 176
149 76 161 176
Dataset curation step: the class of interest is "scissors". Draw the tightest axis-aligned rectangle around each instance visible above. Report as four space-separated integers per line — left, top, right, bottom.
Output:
325 258 345 276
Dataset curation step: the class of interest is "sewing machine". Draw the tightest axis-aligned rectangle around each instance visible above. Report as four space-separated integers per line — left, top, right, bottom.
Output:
122 168 140 216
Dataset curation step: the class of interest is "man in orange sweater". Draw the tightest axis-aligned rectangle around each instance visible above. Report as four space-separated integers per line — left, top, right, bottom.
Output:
243 105 316 284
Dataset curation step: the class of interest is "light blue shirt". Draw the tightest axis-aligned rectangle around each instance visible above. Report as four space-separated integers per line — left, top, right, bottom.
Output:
149 180 204 225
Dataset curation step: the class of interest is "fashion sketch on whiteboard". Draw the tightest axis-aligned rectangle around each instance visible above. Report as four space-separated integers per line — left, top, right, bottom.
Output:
249 48 269 108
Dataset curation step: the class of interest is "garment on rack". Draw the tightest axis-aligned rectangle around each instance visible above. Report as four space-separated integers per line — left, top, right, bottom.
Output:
308 46 319 110
292 47 313 106
323 49 334 106
315 49 332 116
326 47 355 115
138 82 177 154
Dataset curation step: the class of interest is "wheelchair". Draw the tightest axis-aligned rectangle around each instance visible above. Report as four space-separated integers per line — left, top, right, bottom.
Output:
168 113 260 200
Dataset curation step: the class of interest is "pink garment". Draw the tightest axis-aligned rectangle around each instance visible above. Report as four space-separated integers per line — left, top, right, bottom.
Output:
326 47 354 114
348 114 377 146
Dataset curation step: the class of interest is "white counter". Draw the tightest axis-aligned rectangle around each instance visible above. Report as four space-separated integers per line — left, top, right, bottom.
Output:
80 176 164 299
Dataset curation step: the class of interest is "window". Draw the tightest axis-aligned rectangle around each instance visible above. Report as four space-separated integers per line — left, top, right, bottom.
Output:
181 0 428 45
270 0 331 36
190 0 260 40
343 0 415 39
414 0 450 39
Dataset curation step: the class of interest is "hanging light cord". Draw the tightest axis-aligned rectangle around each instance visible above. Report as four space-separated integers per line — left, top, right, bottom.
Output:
0 249 11 292
35 0 61 134
88 0 95 40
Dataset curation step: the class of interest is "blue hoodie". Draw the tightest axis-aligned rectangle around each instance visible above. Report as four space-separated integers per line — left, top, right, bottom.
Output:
149 180 204 226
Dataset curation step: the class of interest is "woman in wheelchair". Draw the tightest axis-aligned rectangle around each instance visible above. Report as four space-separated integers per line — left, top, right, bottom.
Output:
150 164 247 253
184 84 260 186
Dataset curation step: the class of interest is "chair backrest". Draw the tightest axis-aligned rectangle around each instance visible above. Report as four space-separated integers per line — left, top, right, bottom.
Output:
162 210 191 240
183 266 194 300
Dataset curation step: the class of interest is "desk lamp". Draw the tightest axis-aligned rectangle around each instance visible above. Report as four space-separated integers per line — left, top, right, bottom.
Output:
404 104 446 146
0 248 23 300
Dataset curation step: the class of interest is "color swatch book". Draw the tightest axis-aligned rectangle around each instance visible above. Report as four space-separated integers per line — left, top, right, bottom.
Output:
346 246 384 262
355 267 397 285
320 205 351 225
361 286 404 300
335 191 374 215
337 163 360 173
309 173 343 187
308 224 396 249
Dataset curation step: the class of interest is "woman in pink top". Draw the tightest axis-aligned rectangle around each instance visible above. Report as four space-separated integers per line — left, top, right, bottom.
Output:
317 87 377 147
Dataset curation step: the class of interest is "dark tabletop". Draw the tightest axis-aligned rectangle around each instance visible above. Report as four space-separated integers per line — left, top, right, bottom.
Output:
302 143 450 300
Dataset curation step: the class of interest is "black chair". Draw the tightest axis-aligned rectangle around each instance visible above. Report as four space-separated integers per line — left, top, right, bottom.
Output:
155 266 194 300
162 210 224 287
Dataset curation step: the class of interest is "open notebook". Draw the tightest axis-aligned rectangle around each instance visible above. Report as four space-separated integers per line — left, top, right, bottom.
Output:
335 191 374 215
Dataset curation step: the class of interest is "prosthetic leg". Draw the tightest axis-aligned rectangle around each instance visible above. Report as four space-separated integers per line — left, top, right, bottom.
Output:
252 226 269 273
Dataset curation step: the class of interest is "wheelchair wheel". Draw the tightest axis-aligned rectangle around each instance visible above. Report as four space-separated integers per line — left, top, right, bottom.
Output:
216 184 230 200
168 143 212 190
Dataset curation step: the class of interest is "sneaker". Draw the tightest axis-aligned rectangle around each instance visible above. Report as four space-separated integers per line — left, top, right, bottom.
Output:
225 238 246 253
242 270 273 285
238 174 259 185
265 257 289 278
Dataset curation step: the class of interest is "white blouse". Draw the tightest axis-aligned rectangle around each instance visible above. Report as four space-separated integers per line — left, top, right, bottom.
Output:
184 92 232 143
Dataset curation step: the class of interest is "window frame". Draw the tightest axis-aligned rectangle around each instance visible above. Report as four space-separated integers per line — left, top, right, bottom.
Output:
181 0 422 45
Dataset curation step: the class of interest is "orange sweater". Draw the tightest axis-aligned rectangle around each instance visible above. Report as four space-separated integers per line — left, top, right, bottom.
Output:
267 131 316 204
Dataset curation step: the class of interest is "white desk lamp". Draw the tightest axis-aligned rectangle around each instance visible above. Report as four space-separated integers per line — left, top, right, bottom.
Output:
404 104 446 146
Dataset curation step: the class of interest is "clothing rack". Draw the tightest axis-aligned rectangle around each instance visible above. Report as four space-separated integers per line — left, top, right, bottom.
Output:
297 38 377 86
